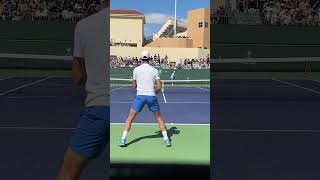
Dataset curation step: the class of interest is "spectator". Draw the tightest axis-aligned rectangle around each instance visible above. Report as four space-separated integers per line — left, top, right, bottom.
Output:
1 0 100 22
212 0 320 26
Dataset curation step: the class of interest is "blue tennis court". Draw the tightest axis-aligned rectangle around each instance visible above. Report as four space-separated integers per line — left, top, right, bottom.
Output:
212 77 320 179
111 82 210 124
0 76 108 180
3 73 320 178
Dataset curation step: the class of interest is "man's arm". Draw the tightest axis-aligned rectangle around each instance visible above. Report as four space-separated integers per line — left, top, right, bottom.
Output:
72 57 87 86
132 80 137 89
155 79 162 94
132 68 137 89
72 22 86 86
155 69 161 93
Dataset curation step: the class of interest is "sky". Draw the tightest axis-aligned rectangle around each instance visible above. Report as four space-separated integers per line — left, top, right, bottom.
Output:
110 0 210 37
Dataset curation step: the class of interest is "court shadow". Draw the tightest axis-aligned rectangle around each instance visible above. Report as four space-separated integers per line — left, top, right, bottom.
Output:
125 127 180 147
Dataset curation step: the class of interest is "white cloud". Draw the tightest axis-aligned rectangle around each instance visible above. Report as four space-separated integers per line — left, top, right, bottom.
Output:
179 18 187 22
145 13 173 24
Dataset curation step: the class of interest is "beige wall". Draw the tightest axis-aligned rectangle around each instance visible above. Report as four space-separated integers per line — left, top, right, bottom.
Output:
145 38 193 48
187 8 210 49
111 46 210 64
110 15 144 47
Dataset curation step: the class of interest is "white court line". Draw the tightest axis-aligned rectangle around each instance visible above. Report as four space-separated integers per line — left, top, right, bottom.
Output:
213 128 320 133
273 79 320 94
0 77 12 81
313 80 320 84
111 123 210 126
111 101 209 104
161 90 167 103
195 86 210 92
0 77 51 96
8 96 57 99
0 123 210 130
38 83 69 86
111 86 127 92
213 85 291 88
0 126 75 130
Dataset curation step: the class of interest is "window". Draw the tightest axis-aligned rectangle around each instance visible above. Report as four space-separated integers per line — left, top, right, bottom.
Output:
198 22 203 28
205 22 208 27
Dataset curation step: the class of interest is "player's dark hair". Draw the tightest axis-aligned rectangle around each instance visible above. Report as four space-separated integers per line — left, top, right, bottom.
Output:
142 58 149 62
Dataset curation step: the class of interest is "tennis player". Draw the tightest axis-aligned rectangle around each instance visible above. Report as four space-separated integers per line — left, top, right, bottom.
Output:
56 1 109 180
170 70 175 85
118 51 171 147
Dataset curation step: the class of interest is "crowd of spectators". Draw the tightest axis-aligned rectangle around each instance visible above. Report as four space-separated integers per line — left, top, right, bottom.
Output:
0 0 100 21
110 54 169 68
184 58 210 69
261 0 320 25
110 55 210 69
212 0 320 26
110 56 141 68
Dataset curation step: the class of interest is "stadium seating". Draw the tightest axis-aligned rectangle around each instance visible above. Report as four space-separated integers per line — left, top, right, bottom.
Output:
0 0 100 22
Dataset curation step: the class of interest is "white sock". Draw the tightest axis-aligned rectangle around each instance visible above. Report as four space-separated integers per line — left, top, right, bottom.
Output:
162 131 169 140
121 131 128 140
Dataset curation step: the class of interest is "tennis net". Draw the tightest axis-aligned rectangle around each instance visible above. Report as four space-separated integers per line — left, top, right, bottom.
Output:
212 57 320 100
0 53 87 99
111 78 210 93
0 53 72 78
212 57 320 80
111 68 210 80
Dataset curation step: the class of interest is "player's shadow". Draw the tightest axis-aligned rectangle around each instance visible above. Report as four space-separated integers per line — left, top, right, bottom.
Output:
125 127 180 147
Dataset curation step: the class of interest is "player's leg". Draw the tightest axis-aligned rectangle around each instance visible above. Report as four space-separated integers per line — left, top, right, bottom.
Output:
56 106 109 180
119 96 145 146
123 109 138 132
56 148 90 180
153 111 171 146
148 96 171 147
154 111 166 132
118 109 138 146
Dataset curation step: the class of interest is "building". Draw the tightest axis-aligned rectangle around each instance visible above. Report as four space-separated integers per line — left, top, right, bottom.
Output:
110 8 210 64
110 10 145 47
146 8 210 49
187 8 210 49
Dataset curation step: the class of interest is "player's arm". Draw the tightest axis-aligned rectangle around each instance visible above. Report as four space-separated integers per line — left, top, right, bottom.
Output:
132 68 137 89
72 57 86 86
132 80 137 89
155 79 162 94
72 23 86 86
155 70 161 94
